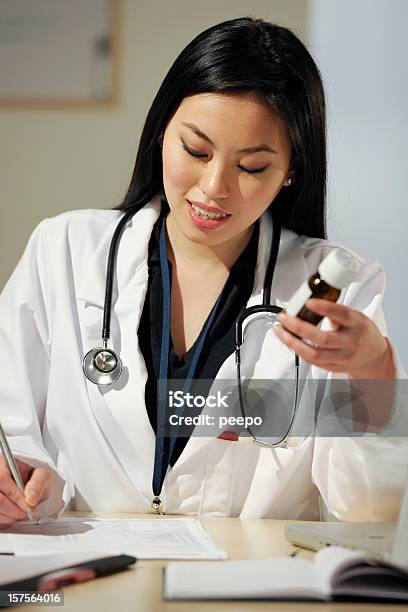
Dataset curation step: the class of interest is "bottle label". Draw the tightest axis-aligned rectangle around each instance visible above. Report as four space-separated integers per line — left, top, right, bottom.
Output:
285 281 312 316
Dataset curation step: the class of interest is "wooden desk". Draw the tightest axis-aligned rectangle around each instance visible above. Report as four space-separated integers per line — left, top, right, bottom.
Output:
25 512 405 612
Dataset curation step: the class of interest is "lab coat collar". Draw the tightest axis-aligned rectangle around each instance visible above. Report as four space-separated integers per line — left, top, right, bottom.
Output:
76 194 299 309
76 194 162 307
249 207 303 309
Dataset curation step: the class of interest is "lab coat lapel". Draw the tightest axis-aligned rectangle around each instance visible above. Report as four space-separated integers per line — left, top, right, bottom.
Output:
76 196 161 500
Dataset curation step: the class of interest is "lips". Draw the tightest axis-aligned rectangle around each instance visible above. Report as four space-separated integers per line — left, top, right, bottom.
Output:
187 200 231 216
186 200 231 230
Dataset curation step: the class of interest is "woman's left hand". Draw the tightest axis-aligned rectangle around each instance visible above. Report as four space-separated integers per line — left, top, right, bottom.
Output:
273 298 396 379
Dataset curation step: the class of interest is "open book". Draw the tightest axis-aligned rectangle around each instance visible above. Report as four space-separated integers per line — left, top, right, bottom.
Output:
164 545 408 601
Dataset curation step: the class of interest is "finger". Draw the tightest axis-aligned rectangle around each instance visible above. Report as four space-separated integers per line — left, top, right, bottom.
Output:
0 492 29 521
16 459 34 482
305 299 361 328
0 458 10 481
0 457 33 489
277 313 348 349
24 468 52 507
0 469 30 513
273 323 352 366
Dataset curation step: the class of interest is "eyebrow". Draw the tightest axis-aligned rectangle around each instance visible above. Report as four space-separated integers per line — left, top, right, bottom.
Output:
181 122 278 154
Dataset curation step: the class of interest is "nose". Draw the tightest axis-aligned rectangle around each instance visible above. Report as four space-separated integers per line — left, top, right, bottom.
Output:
198 159 230 200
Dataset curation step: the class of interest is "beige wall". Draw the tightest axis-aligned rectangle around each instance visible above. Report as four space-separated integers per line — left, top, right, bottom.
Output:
0 0 309 289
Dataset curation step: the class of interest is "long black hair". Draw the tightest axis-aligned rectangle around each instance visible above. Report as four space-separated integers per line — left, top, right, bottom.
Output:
116 16 327 238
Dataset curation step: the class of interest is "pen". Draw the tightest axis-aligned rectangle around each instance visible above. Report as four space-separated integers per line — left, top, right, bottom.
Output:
0 422 33 521
0 554 137 591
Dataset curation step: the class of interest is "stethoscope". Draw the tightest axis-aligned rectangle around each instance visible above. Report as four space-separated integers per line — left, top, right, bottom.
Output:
82 206 136 386
82 204 300 513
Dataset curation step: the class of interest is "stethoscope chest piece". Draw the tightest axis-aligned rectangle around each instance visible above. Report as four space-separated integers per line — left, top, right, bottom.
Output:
82 347 122 385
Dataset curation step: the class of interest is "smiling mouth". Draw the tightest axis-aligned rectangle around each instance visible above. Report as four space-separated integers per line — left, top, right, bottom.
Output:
187 201 231 220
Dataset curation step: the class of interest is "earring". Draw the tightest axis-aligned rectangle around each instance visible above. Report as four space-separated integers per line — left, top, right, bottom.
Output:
287 176 294 186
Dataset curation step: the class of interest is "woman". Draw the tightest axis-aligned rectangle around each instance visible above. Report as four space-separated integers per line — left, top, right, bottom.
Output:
0 17 406 526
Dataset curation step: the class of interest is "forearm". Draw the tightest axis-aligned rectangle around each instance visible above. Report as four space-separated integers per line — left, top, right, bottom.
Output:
347 339 397 432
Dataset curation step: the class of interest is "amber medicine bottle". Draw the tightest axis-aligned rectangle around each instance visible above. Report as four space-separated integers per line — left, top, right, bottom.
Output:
285 249 363 325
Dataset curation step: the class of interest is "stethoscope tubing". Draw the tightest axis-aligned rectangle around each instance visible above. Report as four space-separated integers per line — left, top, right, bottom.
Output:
102 207 140 341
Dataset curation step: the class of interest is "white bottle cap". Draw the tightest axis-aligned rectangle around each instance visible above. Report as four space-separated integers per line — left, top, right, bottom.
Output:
318 249 363 289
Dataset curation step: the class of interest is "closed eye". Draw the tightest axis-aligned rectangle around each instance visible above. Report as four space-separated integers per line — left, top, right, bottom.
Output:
180 141 268 175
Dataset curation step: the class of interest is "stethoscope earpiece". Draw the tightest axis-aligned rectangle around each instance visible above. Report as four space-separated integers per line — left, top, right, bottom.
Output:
83 347 122 385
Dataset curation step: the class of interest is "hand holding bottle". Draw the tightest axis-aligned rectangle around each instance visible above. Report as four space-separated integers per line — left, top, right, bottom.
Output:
273 249 395 380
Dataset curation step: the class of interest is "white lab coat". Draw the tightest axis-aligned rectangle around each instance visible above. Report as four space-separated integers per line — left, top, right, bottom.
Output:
0 194 407 520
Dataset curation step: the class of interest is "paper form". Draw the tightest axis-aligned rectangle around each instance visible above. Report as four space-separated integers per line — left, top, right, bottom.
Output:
0 518 227 560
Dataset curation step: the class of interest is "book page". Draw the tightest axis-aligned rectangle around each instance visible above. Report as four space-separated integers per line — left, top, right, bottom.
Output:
165 557 328 600
314 546 373 589
334 565 408 600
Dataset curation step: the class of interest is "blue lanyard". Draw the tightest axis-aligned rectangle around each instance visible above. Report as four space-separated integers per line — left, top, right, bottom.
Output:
152 214 224 509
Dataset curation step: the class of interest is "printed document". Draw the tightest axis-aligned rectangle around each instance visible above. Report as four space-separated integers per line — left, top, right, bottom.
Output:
0 518 227 560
